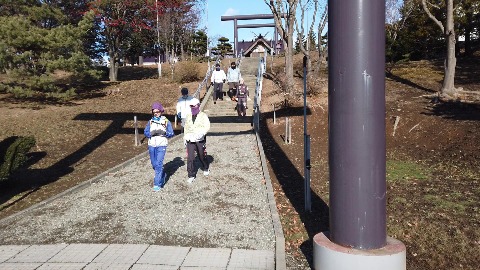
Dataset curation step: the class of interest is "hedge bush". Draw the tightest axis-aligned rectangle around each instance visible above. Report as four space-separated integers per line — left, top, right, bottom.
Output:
0 136 36 181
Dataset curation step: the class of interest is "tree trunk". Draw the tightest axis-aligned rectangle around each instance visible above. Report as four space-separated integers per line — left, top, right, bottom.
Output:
180 41 185 61
157 51 162 78
295 0 317 79
108 50 118 82
285 30 295 102
422 0 457 97
264 0 299 106
441 0 456 97
464 7 473 56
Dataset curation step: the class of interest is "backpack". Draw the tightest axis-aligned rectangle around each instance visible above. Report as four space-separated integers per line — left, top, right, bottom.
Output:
237 85 247 97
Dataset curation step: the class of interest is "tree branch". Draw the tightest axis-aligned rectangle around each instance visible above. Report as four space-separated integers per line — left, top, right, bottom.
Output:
265 0 286 41
422 0 445 33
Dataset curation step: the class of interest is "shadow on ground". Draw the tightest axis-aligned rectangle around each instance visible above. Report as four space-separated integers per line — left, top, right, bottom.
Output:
423 99 480 121
0 112 181 212
259 106 329 268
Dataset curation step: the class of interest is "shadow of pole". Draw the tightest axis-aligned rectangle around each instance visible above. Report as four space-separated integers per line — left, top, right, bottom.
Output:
259 108 329 267
386 73 436 93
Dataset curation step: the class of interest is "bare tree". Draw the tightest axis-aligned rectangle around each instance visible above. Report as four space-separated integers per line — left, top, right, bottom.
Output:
155 0 162 78
315 1 327 74
422 0 458 97
294 0 318 75
265 0 300 105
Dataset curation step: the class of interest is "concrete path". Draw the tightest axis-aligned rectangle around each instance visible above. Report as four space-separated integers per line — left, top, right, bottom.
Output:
0 57 286 270
0 244 274 269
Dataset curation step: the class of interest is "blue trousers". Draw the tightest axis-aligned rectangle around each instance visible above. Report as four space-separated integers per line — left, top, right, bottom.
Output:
148 146 167 187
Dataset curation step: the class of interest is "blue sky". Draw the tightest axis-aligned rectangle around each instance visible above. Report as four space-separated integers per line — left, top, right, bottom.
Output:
199 1 278 45
198 1 326 47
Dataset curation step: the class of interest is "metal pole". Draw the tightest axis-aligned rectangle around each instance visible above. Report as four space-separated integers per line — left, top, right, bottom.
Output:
328 0 386 249
234 19 238 57
305 134 311 212
303 56 308 137
303 56 311 212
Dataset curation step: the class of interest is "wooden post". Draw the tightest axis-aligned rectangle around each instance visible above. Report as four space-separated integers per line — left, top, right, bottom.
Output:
134 116 139 146
288 118 292 144
273 104 276 124
285 117 289 144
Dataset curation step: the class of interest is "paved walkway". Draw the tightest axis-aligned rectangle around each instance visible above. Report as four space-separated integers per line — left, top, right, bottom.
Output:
0 57 286 270
0 244 273 269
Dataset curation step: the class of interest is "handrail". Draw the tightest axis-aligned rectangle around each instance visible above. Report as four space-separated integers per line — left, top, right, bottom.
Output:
253 51 267 131
237 49 244 70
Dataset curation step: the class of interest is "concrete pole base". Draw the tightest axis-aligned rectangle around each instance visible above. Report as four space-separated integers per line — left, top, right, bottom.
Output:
313 232 406 270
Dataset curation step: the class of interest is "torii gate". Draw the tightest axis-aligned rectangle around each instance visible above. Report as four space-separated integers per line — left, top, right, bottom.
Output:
220 14 285 56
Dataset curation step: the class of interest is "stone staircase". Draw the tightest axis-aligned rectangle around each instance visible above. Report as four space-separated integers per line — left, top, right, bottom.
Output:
203 57 262 133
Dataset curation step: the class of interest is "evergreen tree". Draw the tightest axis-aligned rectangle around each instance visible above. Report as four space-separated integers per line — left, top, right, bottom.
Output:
393 0 444 61
215 37 232 57
0 2 101 99
457 0 480 56
294 33 303 53
190 30 208 57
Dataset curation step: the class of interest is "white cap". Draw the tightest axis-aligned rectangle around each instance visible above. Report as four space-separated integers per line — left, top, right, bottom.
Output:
189 98 200 106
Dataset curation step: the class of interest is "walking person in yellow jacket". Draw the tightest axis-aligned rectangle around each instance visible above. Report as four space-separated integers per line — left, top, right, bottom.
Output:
183 98 210 183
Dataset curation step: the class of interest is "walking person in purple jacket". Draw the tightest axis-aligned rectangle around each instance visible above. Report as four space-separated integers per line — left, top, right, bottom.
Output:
144 102 175 191
235 78 249 117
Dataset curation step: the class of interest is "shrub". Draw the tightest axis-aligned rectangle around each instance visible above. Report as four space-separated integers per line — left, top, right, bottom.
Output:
0 136 36 181
0 83 8 93
173 62 202 83
7 86 35 99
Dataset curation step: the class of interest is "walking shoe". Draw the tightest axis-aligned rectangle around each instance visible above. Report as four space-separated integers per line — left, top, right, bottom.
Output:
187 177 195 184
203 169 210 176
153 186 161 192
